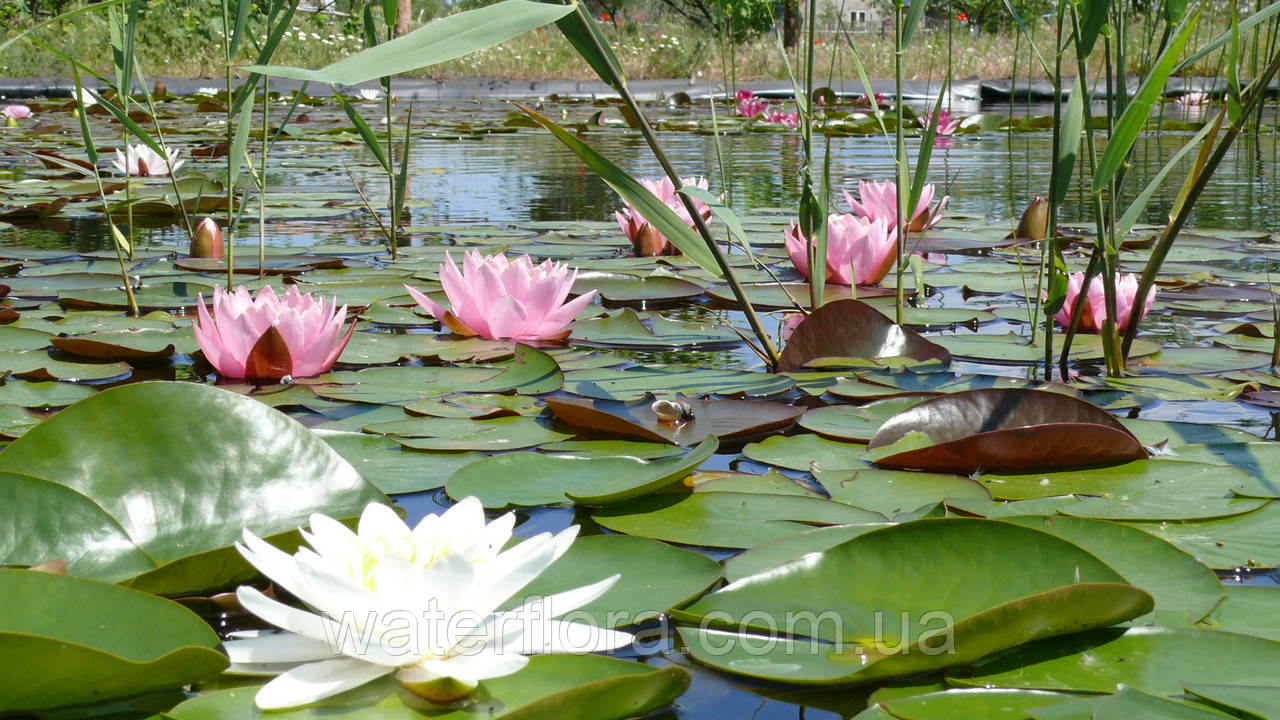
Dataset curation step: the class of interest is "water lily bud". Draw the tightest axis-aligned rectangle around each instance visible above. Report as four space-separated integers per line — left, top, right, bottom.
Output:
395 667 478 703
4 117 15 128
154 80 167 98
1015 197 1049 240
190 217 223 259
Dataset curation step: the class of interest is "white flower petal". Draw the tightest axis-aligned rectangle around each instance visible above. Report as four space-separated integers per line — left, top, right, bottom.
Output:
412 649 529 686
254 657 393 711
224 629 336 665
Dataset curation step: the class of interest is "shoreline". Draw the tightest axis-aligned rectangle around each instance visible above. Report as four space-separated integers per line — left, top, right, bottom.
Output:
0 75 1270 103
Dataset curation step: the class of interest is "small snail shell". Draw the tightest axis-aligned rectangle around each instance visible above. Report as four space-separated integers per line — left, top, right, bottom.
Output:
652 398 694 424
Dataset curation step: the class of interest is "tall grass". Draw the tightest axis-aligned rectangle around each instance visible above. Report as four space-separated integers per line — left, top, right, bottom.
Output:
0 6 1264 81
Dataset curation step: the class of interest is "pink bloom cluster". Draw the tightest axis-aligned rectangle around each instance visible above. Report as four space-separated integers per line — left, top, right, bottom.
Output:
1054 272 1156 332
615 176 712 256
194 285 355 381
3 105 31 120
735 89 768 119
842 180 948 233
785 213 898 286
405 250 596 341
762 108 801 127
736 89 801 127
920 109 962 136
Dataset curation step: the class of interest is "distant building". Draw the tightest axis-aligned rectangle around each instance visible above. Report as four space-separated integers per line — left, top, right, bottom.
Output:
815 0 886 31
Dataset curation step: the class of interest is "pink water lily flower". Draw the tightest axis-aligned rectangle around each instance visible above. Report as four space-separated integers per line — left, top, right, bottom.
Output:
920 109 962 136
785 213 898 286
843 179 948 232
3 105 31 120
404 250 596 341
763 108 801 128
615 176 712 256
737 93 768 119
1054 272 1156 332
1177 92 1209 106
195 285 356 381
112 143 184 176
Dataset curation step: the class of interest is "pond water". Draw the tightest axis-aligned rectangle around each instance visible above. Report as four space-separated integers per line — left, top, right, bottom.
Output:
4 92 1280 719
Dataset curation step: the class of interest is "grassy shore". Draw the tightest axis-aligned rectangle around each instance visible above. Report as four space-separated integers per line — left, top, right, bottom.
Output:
0 5 1262 83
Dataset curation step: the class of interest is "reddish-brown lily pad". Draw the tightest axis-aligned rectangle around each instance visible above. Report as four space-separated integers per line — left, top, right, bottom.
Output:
777 299 951 372
867 388 1147 473
544 393 804 446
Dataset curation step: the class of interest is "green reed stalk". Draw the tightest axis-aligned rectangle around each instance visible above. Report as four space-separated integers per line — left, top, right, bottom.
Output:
258 78 269 279
72 66 138 317
1122 49 1280 360
893 0 906 325
567 3 779 367
221 0 235 289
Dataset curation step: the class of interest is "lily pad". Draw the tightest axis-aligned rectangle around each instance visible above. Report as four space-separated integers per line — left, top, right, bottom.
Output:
164 655 690 720
0 569 228 715
370 415 575 451
446 437 716 507
507 534 721 627
0 382 387 594
868 389 1147 473
952 626 1280 696
594 492 894 548
778 299 951 372
676 519 1152 685
544 394 803 446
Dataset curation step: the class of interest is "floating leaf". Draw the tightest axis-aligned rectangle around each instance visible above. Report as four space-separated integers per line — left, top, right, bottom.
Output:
446 437 716 507
165 655 688 720
0 382 386 594
868 389 1147 473
544 394 802 446
676 519 1151 685
0 569 228 715
778 299 951 372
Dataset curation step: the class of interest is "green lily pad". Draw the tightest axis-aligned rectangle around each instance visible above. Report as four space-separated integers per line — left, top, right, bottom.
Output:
0 569 228 715
317 430 484 494
742 433 868 471
998 516 1223 625
446 437 716 507
371 415 575 451
506 534 721 627
0 350 130 381
1184 683 1280 719
0 382 387 594
952 626 1280 696
1201 585 1280 641
676 519 1151 685
814 468 990 517
594 492 895 548
978 459 1266 520
861 689 1084 720
164 655 689 720
723 524 894 582
1129 502 1280 569
571 309 741 349
571 271 706 301
564 366 795 400
0 379 95 408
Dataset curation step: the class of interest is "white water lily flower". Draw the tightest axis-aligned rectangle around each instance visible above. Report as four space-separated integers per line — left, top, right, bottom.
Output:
76 86 98 107
112 144 184 177
196 86 219 96
357 88 381 101
224 498 632 710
